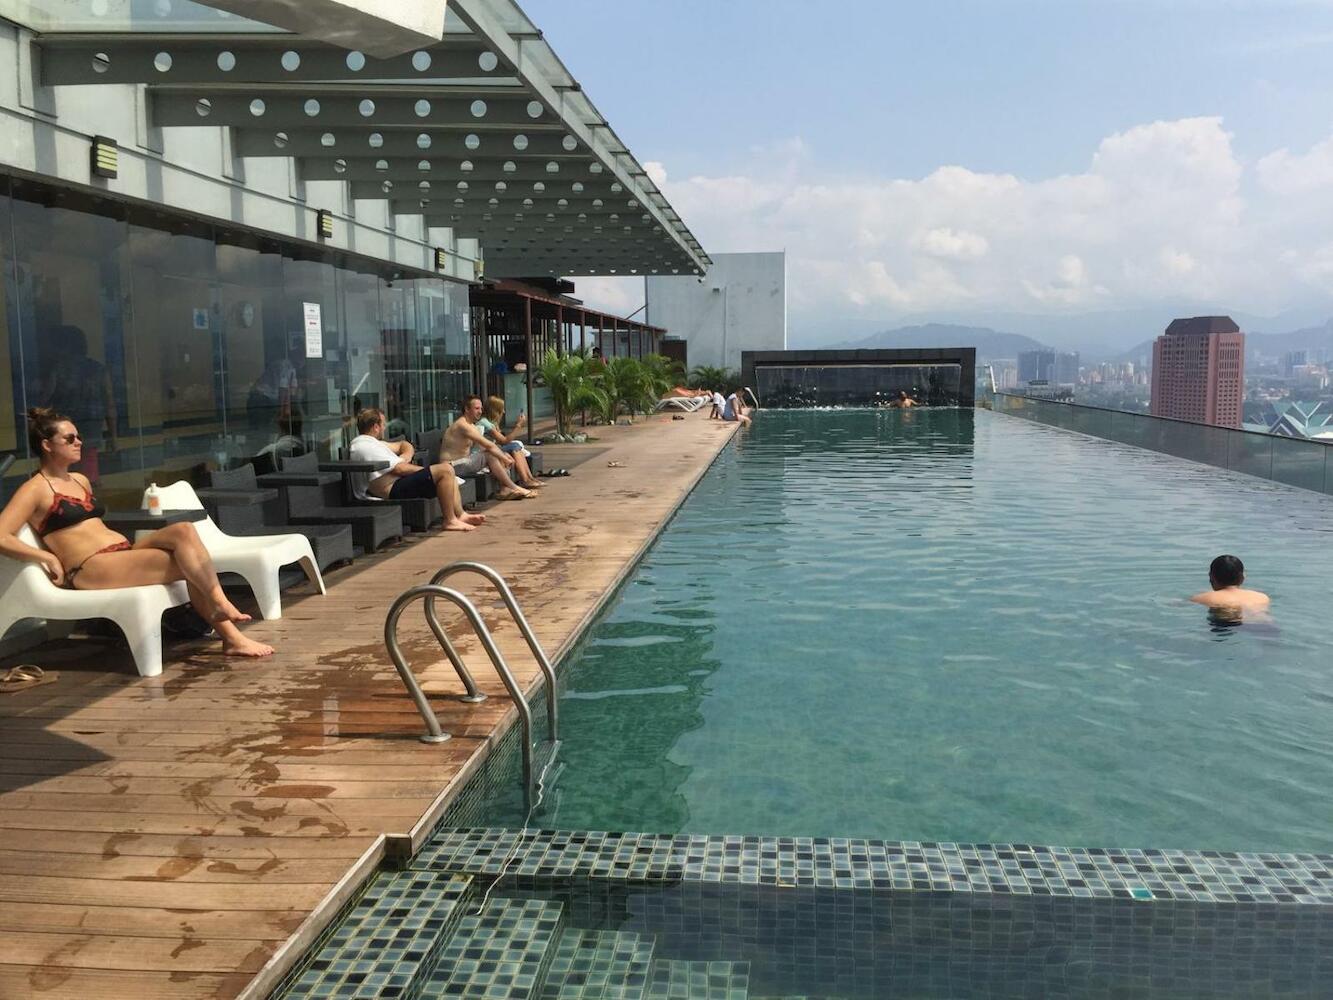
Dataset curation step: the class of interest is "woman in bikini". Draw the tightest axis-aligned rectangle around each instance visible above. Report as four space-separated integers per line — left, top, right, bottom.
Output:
0 407 273 658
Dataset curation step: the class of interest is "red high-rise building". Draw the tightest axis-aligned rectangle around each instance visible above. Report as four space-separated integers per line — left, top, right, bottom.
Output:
1150 316 1245 428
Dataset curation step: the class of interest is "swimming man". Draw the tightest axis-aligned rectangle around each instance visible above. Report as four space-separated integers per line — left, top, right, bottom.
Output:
1189 554 1269 612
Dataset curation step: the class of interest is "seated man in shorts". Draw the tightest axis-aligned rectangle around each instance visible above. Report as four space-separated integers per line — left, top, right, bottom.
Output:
349 408 484 531
442 395 535 500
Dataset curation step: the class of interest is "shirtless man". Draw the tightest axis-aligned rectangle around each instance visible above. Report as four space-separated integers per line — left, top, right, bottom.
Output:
889 391 918 409
442 396 535 501
1190 554 1270 612
348 408 484 532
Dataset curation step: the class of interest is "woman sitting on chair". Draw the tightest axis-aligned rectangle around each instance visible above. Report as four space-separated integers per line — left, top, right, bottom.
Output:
478 396 543 489
0 407 274 658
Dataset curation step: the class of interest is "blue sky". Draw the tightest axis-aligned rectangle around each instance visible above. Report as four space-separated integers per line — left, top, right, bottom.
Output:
522 0 1333 338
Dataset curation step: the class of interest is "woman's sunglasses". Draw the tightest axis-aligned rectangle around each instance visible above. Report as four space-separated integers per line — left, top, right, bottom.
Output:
54 433 82 444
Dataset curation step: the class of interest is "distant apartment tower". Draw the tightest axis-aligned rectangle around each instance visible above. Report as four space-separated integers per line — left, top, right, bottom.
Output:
1150 316 1245 427
1054 351 1081 384
1018 348 1079 384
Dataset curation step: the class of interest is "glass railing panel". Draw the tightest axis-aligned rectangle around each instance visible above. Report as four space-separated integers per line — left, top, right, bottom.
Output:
1270 436 1327 493
1109 408 1153 451
1226 430 1274 480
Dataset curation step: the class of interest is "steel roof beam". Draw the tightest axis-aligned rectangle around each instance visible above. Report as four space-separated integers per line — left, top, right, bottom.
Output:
390 193 634 212
39 37 505 86
414 197 653 214
304 156 596 182
233 128 586 158
150 89 555 128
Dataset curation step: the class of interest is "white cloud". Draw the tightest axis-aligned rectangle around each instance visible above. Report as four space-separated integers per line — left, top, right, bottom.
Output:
919 227 990 260
1257 135 1333 194
570 117 1333 327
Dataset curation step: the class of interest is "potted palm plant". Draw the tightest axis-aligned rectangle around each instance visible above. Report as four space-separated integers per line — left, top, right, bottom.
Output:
537 348 609 439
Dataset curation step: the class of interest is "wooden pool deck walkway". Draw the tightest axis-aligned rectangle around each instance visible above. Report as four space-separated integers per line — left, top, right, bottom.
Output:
0 412 736 1000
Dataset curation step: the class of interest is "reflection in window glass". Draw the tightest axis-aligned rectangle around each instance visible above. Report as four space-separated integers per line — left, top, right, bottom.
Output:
8 181 135 502
0 175 472 496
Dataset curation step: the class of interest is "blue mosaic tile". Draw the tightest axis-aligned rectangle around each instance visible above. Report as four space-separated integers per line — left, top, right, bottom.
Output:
538 929 654 1000
284 871 474 1000
422 897 566 999
645 961 748 1000
416 829 1333 906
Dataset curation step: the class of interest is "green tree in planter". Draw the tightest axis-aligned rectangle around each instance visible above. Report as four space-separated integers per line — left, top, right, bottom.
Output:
596 357 658 423
537 348 609 438
688 364 739 394
642 354 682 399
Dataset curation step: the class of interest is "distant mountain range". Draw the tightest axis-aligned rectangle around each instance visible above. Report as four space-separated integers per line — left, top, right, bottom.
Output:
831 317 1333 364
832 323 1047 360
1115 317 1333 364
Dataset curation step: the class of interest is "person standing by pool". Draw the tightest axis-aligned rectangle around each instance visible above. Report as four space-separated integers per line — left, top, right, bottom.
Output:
1190 555 1269 612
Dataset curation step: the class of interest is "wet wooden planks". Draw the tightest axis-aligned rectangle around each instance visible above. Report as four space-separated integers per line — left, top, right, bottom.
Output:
0 413 736 1000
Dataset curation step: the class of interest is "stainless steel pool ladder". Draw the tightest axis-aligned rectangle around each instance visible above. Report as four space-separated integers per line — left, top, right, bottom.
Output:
383 561 561 812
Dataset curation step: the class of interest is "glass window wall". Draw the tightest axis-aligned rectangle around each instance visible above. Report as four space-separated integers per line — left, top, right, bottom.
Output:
0 174 471 506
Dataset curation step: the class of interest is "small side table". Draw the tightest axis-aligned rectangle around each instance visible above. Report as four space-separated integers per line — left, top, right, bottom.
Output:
103 508 207 532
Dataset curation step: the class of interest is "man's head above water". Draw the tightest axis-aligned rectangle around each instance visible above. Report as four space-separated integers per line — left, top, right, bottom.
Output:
1209 554 1244 590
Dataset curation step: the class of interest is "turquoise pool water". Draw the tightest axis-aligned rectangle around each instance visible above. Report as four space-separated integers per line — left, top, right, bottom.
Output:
494 408 1333 853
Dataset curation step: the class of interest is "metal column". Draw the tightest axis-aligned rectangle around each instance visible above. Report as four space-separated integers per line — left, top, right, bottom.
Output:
523 295 535 425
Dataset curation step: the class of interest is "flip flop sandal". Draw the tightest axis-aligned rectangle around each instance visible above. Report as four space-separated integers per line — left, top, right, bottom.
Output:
606 462 624 469
0 664 57 694
494 490 527 501
559 469 571 477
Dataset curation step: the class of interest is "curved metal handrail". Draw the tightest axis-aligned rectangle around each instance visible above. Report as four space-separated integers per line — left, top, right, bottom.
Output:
428 561 558 742
385 585 536 802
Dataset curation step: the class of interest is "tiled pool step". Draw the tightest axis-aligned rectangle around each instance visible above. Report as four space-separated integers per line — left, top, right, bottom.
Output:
537 928 656 999
282 870 475 999
421 897 566 998
645 961 750 1000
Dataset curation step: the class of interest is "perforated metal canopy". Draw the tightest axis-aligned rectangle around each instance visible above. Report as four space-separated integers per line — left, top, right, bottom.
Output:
32 0 710 278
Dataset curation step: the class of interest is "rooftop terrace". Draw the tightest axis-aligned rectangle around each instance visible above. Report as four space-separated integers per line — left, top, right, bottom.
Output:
0 412 737 999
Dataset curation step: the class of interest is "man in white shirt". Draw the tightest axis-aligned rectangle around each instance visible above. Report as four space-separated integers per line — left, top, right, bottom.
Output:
349 408 485 532
709 390 726 420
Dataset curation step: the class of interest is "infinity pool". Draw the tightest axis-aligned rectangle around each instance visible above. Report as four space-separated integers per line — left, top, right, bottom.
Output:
490 408 1333 853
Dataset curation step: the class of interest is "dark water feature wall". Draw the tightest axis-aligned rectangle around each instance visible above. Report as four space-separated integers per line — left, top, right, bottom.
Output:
743 348 977 409
755 363 962 407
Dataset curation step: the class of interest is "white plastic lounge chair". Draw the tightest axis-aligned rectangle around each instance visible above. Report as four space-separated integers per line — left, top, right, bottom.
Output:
142 481 325 621
655 395 707 412
0 524 189 678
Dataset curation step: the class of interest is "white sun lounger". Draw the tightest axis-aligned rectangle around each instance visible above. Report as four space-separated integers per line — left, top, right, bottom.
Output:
143 481 325 621
655 395 708 412
0 524 189 678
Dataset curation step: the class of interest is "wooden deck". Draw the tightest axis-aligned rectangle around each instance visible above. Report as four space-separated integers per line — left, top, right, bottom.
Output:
0 412 736 1000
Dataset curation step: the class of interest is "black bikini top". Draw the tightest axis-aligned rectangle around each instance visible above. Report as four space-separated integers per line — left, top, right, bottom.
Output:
35 474 105 537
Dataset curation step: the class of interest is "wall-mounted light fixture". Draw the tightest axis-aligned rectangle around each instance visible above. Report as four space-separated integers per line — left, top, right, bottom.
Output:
91 136 118 179
315 208 334 240
433 247 448 271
